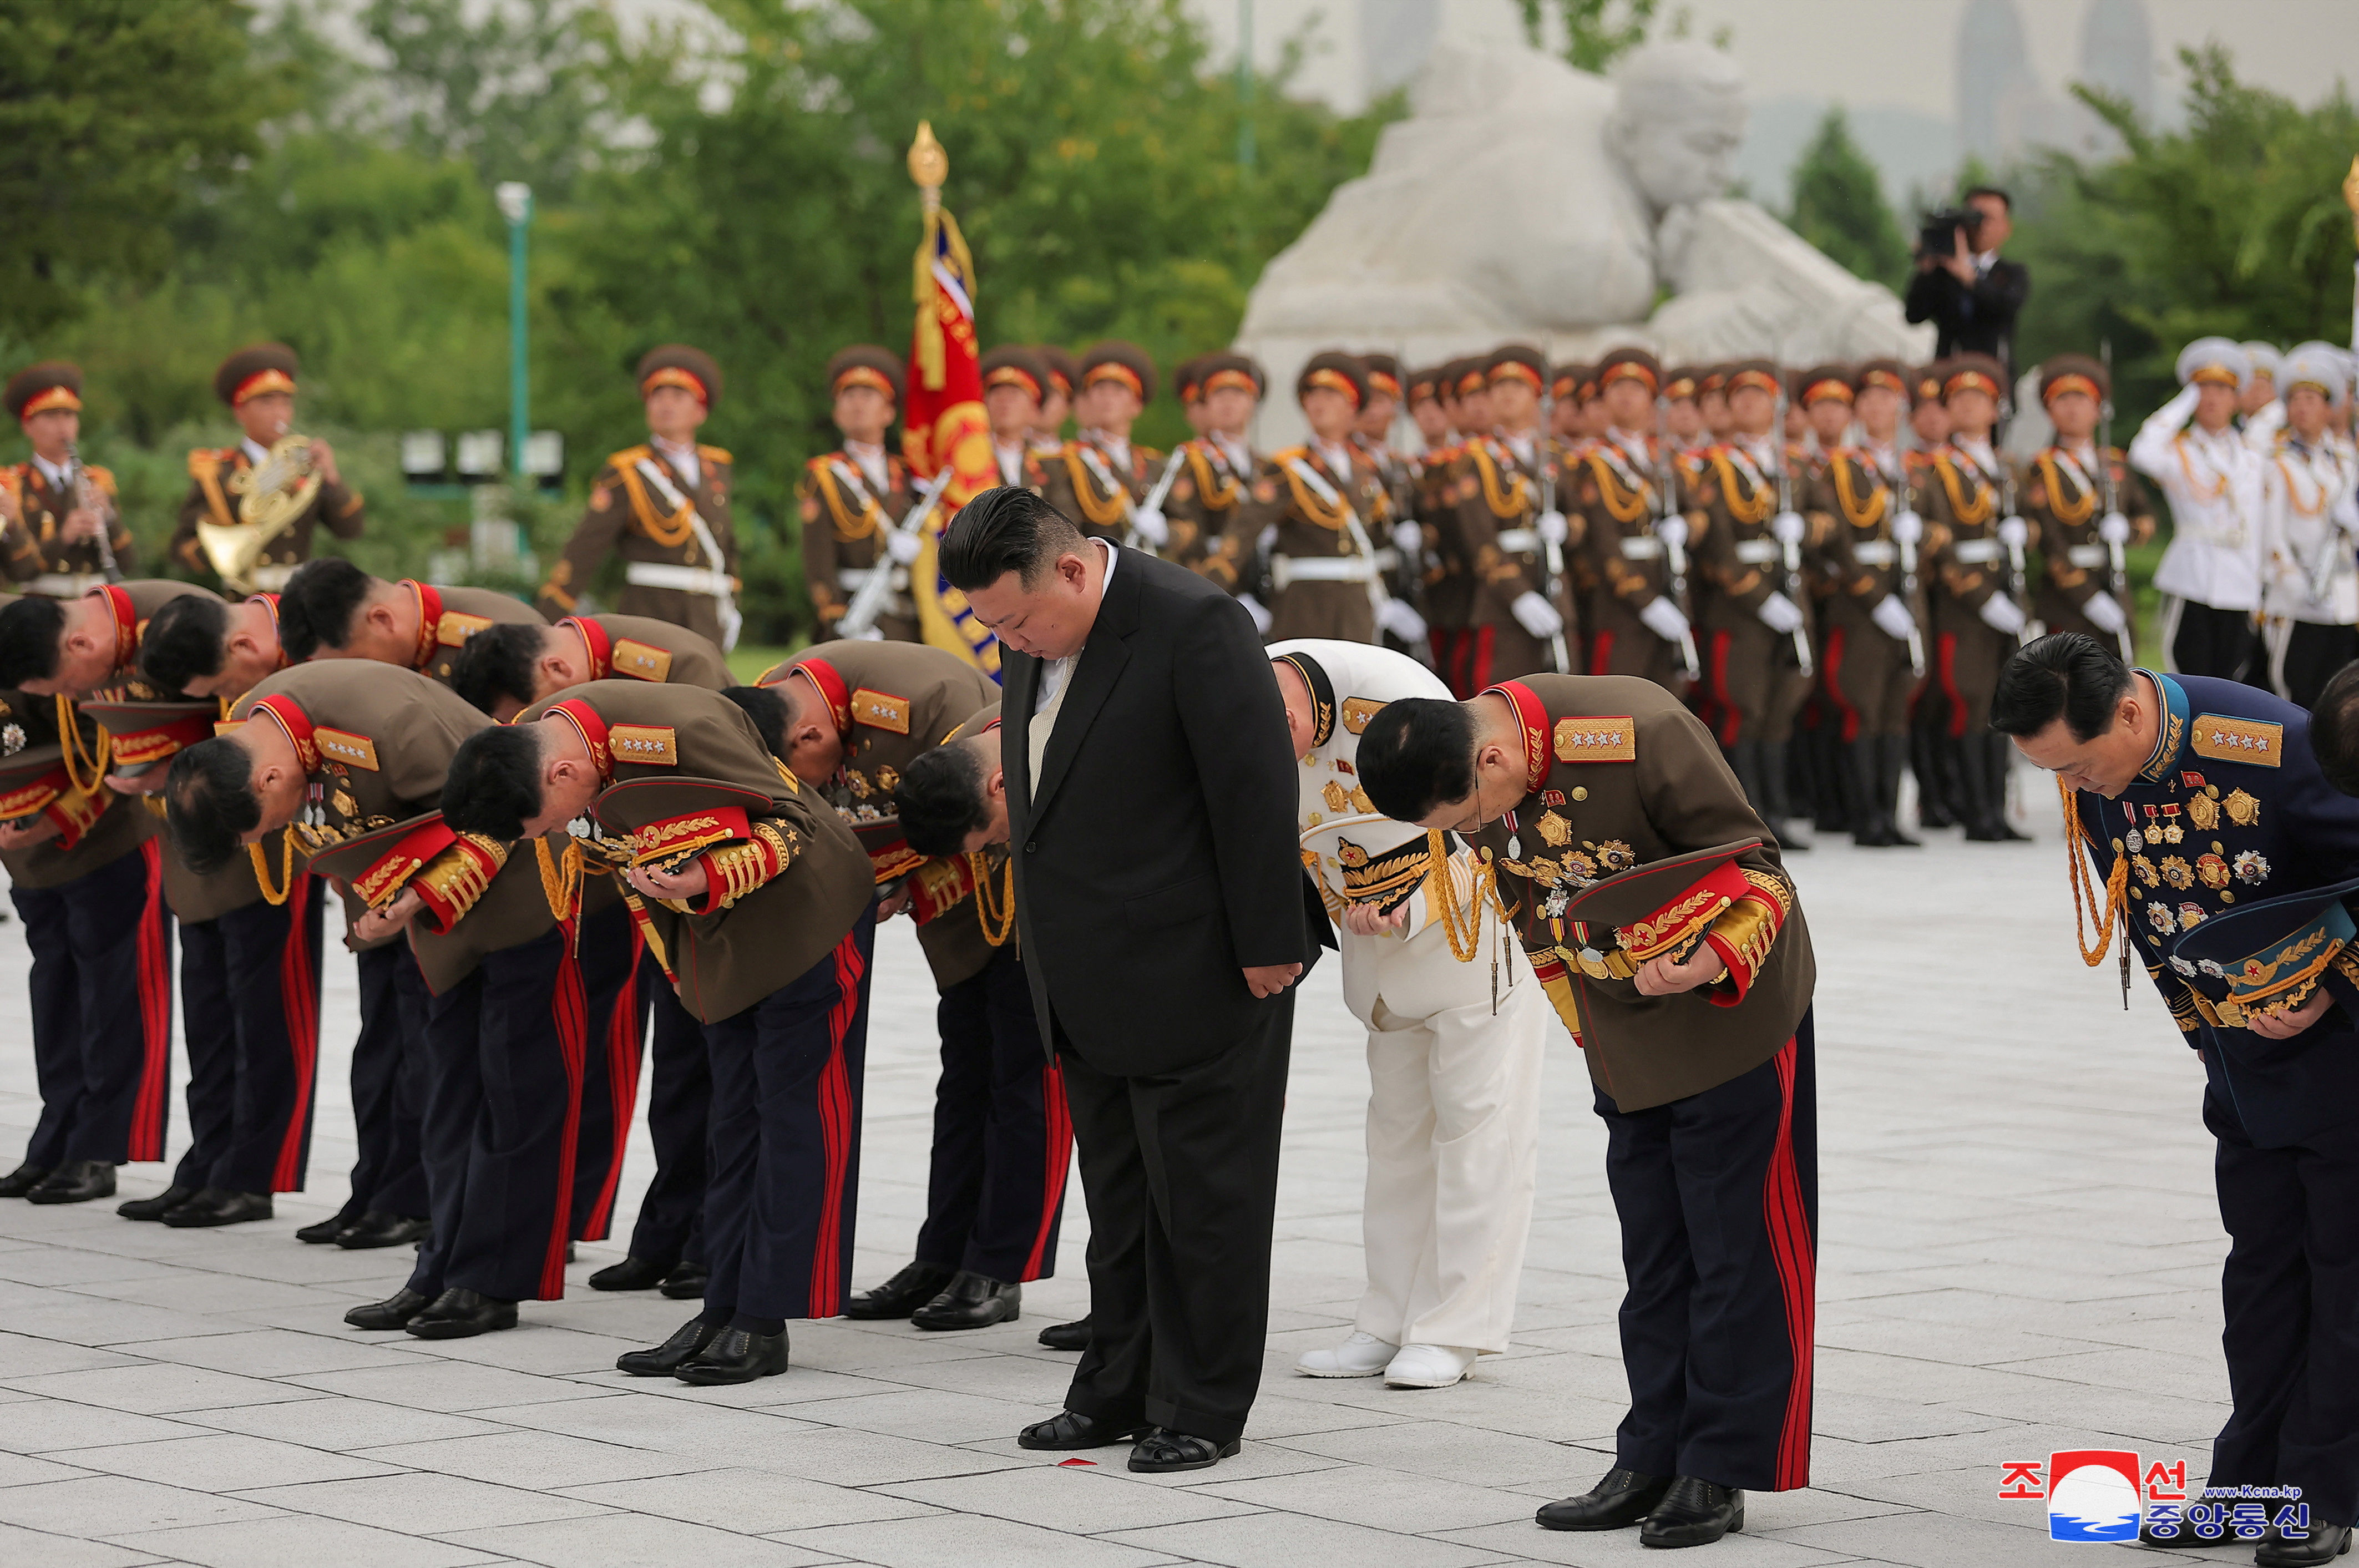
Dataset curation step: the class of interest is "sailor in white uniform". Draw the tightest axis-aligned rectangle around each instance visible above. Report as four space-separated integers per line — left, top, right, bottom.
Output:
2132 337 2268 683
2251 343 2359 709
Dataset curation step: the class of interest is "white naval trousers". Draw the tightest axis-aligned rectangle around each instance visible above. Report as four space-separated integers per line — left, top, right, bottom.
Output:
1344 915 1547 1355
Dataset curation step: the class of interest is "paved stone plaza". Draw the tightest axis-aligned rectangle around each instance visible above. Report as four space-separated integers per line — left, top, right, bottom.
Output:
0 787 2265 1566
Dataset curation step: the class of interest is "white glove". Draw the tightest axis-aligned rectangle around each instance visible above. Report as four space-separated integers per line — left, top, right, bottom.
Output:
1870 595 1917 644
1377 598 1428 644
1537 509 1570 547
2097 512 2132 545
1129 506 1169 548
1638 595 1690 644
851 624 887 642
1977 593 2027 635
1238 592 1273 636
883 528 923 565
1392 520 1423 557
1656 515 1689 552
1757 591 1806 635
1996 515 2029 550
2082 591 2129 634
1771 510 1807 545
1892 509 1923 547
1511 590 1564 640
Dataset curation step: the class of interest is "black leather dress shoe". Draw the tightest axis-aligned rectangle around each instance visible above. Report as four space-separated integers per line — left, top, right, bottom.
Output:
1129 1427 1240 1474
659 1261 710 1299
842 1260 954 1321
2259 1521 2355 1567
26 1160 115 1205
1536 1468 1672 1531
163 1188 273 1228
1037 1314 1092 1351
345 1287 433 1331
119 1185 198 1222
404 1287 517 1339
1638 1476 1744 1549
588 1254 671 1292
0 1162 52 1198
295 1212 352 1243
674 1326 789 1384
912 1271 1020 1331
617 1317 720 1376
1017 1409 1143 1451
335 1212 430 1250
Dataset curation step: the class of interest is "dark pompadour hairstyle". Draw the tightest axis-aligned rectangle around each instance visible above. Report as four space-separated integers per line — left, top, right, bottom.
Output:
137 594 232 696
277 557 379 661
447 622 549 716
2310 660 2359 798
1357 698 1478 822
894 739 992 858
441 724 546 840
0 595 68 687
938 484 1086 593
1990 632 2133 742
720 685 789 761
1964 184 2012 211
164 737 261 875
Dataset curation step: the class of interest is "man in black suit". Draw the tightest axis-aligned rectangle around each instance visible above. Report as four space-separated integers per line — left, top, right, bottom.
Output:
940 486 1309 1475
1903 186 2029 367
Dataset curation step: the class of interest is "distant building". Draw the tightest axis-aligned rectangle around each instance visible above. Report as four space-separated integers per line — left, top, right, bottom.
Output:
1957 0 2038 163
2069 0 2156 156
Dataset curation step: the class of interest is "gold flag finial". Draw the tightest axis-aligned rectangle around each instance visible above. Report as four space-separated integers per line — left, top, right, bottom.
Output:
2344 153 2359 245
908 122 948 193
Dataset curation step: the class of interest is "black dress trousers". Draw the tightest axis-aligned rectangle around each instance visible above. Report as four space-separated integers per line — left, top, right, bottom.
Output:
173 876 325 1193
340 942 433 1224
627 957 711 1268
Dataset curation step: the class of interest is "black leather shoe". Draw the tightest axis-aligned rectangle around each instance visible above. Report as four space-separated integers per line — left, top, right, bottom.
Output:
345 1287 433 1331
2259 1521 2355 1567
1536 1468 1672 1531
842 1260 954 1321
336 1212 430 1250
674 1326 789 1384
588 1254 672 1292
1017 1409 1143 1451
163 1188 272 1228
617 1317 720 1376
1129 1427 1240 1474
26 1160 115 1205
404 1287 517 1339
659 1262 710 1299
0 1162 52 1198
295 1212 352 1243
912 1271 1020 1331
1037 1314 1092 1351
119 1185 198 1221
1638 1476 1744 1548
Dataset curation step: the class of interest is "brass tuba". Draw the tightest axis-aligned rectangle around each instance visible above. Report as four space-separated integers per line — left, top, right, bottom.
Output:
203 433 320 590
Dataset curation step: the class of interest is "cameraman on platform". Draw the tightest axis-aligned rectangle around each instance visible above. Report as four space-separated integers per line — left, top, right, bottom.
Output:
1905 187 2029 369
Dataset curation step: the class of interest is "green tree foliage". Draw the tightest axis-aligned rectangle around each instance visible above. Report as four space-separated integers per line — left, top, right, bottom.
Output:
1784 107 1909 289
1515 0 1659 73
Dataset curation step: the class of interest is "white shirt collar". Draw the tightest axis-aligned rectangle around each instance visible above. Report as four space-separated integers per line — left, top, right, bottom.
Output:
1213 432 1251 471
1085 430 1130 471
31 453 71 489
241 436 270 466
1313 437 1356 475
654 434 701 488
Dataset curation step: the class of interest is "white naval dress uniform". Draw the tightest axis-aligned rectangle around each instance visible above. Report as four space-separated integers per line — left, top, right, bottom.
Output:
2249 403 2359 705
2130 383 2267 678
1269 639 1547 1357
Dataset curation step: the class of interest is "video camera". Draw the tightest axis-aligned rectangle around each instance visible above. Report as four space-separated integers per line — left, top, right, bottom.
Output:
1917 206 1984 259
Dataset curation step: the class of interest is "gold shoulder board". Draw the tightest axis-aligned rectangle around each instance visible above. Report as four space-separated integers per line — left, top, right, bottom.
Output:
437 610 493 648
610 724 678 765
852 687 910 735
314 727 380 771
611 639 674 682
2190 715 2283 768
1553 716 1636 763
1340 697 1386 735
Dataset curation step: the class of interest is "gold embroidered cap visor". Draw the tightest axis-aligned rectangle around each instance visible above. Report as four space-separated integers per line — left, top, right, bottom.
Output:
2166 873 2359 1031
591 776 773 873
1555 837 1761 979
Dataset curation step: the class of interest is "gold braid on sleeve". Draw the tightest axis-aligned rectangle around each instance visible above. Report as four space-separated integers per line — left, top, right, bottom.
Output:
410 834 509 932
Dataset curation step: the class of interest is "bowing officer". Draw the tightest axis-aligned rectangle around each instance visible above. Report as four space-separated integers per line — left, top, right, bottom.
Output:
1360 672 1816 1550
448 613 731 722
1042 342 1163 549
2 363 137 593
170 345 363 595
279 558 544 683
798 346 921 643
444 681 874 1385
2023 355 2153 655
539 346 741 648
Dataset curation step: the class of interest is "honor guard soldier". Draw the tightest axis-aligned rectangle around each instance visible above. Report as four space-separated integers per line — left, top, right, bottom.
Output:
448 613 731 722
1360 672 1816 1550
1905 366 1960 829
1918 354 2032 842
1572 348 1692 696
756 643 1071 1332
982 346 1054 494
2001 635 2359 1566
280 558 544 686
1550 365 1588 450
2254 344 2359 706
1354 353 1432 659
798 346 921 643
1698 366 1733 446
1800 361 1925 847
446 681 875 1385
171 346 362 595
1044 341 1163 550
1272 640 1547 1392
1663 367 1709 457
1034 346 1079 455
1238 352 1419 647
1416 364 1476 691
1164 354 1263 595
2024 354 2154 655
2 363 136 594
539 346 740 648
2133 338 2266 683
1437 345 1572 685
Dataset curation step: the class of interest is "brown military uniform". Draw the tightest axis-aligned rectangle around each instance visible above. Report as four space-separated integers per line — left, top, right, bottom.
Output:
796 447 919 643
1042 434 1162 545
2023 443 2153 643
389 580 546 688
539 443 740 648
170 443 365 594
0 700 159 893
1691 438 1820 750
1236 442 1393 644
1804 445 1920 742
555 613 731 692
1162 436 1256 590
1449 431 1578 685
1570 433 1684 692
1918 440 2016 735
3 460 135 592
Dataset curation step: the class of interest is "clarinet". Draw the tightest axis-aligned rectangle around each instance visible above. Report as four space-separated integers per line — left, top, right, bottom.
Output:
66 443 123 585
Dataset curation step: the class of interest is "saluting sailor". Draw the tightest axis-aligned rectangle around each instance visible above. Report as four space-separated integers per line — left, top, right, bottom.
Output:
2132 338 2267 684
2250 343 2359 707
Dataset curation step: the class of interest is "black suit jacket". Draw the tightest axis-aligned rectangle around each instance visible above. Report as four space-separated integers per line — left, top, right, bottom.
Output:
1904 255 2029 362
1003 549 1308 1074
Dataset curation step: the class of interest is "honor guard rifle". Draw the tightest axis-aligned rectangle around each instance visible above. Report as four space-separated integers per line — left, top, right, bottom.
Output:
1770 383 1815 677
1534 380 1571 674
2097 340 2138 661
1997 430 2033 649
1653 391 1701 683
1890 422 1927 679
836 464 956 640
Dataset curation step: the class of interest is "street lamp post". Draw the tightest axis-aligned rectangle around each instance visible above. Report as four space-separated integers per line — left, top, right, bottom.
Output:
495 182 533 480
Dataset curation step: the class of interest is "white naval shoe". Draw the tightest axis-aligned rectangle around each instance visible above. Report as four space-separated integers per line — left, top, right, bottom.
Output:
1294 1332 1398 1378
1384 1343 1479 1388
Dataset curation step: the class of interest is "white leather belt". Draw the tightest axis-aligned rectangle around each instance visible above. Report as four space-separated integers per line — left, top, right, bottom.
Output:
834 565 912 593
1618 537 1664 560
1732 539 1780 564
1272 554 1377 589
24 572 104 598
248 563 297 592
1493 529 1541 554
1850 541 1898 567
2067 544 2108 569
628 563 740 596
1951 539 2004 564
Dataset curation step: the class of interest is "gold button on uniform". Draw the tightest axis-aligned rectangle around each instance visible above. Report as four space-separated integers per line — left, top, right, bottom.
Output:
1571 787 1588 801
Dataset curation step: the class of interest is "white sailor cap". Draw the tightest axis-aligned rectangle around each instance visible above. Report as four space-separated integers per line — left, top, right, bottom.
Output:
2239 342 2283 383
2280 343 2350 402
2176 337 2251 392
